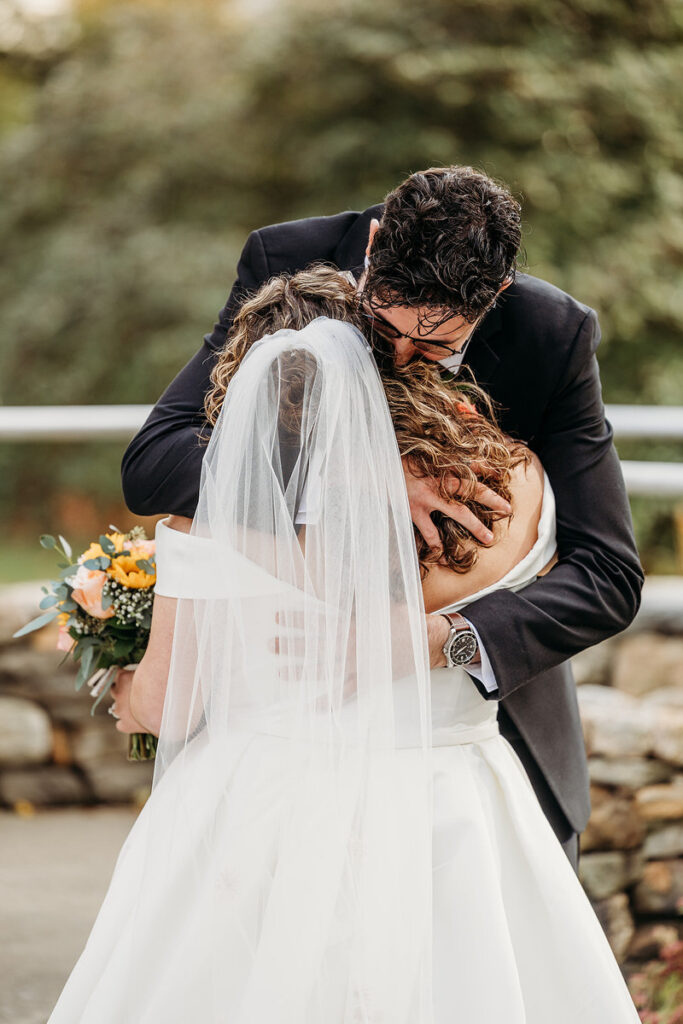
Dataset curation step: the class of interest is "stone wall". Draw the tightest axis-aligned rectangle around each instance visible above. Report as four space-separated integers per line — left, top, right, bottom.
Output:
571 587 683 970
1 577 682 967
0 582 154 808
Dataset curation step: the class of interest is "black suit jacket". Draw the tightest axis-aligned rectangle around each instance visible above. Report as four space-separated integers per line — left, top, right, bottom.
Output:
121 205 644 835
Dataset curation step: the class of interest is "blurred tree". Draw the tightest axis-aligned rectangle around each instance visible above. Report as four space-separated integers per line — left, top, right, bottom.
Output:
237 0 683 404
0 0 680 563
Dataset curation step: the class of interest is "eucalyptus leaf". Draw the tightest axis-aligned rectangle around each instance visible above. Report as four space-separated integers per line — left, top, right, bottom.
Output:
39 594 60 609
75 635 99 652
40 535 57 549
58 535 73 560
75 644 96 691
13 610 58 638
83 556 110 571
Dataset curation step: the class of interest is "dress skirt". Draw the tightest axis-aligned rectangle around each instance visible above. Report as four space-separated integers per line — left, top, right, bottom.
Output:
47 668 640 1024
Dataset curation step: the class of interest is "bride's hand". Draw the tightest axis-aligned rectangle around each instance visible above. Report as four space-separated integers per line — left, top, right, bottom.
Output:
402 457 512 551
109 669 153 735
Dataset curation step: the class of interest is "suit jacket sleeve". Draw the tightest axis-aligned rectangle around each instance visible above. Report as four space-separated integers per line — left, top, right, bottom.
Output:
463 309 644 698
120 230 270 516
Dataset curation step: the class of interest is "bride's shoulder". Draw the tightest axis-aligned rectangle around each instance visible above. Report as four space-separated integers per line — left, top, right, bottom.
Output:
422 448 549 614
507 448 545 522
474 448 546 578
163 515 192 534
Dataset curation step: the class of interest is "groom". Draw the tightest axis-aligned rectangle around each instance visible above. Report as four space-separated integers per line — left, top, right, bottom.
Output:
121 166 643 872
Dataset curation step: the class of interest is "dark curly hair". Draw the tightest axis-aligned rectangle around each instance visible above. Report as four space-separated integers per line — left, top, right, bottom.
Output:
362 166 523 327
204 265 530 578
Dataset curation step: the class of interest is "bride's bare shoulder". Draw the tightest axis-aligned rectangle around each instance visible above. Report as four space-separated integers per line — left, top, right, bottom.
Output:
422 449 545 613
165 515 193 534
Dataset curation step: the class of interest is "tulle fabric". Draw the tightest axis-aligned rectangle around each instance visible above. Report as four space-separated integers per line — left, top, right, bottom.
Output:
46 317 641 1023
125 318 433 1022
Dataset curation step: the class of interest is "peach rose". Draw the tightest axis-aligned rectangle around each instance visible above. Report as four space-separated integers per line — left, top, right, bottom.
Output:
56 622 74 652
70 565 115 619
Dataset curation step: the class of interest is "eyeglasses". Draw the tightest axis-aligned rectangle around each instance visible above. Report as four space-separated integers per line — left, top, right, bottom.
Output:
361 302 479 358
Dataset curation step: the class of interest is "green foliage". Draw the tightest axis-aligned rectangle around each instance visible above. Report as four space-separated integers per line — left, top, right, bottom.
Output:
0 0 681 565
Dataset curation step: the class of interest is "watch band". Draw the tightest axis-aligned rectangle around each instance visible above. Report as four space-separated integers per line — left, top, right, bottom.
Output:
441 612 468 632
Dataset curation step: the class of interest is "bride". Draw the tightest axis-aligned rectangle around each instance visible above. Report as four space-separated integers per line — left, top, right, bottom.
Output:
48 268 639 1023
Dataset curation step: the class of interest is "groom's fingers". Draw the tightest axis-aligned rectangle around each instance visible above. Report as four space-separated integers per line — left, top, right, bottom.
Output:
445 472 512 516
471 482 512 515
413 509 443 551
432 498 495 546
414 500 492 548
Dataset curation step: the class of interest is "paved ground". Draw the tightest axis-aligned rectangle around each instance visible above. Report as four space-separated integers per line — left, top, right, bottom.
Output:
0 806 139 1024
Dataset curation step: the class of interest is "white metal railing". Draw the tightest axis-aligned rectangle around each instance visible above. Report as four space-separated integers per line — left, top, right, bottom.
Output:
0 404 681 496
0 404 151 442
606 405 683 440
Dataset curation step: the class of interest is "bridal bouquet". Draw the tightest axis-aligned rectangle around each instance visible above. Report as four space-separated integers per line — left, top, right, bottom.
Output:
14 526 158 761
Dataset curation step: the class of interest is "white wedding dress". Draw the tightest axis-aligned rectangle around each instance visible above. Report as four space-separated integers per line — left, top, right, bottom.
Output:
47 480 639 1024
47 319 639 1023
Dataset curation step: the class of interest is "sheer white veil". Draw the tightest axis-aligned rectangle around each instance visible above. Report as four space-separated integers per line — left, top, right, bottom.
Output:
128 316 435 1023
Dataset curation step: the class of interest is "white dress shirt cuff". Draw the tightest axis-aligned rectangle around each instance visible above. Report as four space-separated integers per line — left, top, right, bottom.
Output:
461 618 499 694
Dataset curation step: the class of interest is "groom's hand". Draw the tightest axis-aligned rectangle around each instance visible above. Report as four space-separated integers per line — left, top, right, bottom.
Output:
402 457 511 550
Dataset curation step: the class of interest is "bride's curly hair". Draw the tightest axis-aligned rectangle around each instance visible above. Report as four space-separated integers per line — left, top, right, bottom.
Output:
203 265 530 577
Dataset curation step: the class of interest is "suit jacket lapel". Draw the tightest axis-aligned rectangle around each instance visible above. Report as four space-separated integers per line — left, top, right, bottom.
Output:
334 204 384 275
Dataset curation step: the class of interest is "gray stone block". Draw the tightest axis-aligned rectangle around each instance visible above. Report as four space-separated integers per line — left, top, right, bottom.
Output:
0 765 89 806
579 849 643 901
642 823 683 860
0 696 52 766
587 756 672 791
632 859 683 916
84 756 153 804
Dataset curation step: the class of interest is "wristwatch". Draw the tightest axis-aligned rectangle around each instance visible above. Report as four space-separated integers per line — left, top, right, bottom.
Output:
441 612 479 668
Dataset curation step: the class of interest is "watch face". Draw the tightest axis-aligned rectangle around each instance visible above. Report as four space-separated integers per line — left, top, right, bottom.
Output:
448 630 478 666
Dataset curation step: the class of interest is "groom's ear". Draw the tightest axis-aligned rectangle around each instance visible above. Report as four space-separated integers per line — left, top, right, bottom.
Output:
365 218 381 259
497 276 513 295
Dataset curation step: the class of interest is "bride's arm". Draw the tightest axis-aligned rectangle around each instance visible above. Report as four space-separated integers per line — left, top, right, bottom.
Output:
115 516 192 736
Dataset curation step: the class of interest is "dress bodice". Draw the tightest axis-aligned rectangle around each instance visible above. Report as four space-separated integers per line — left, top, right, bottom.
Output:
429 469 557 740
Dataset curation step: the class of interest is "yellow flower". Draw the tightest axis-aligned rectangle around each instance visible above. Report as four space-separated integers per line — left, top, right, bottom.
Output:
57 611 69 626
79 541 105 563
78 532 127 565
108 554 155 590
